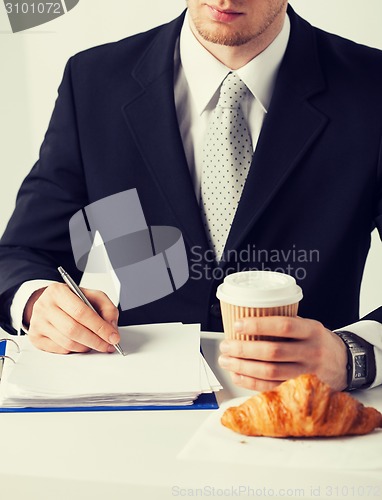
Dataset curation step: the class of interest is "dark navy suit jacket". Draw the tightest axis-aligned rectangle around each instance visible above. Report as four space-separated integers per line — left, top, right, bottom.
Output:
1 6 382 334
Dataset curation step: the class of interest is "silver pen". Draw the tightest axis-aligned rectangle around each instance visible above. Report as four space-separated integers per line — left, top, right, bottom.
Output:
58 266 125 356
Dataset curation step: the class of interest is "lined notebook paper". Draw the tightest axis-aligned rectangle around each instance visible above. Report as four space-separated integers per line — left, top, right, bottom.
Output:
0 323 221 408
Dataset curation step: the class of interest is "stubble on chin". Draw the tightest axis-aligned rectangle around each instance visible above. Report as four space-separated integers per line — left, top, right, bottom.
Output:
190 0 288 48
192 18 255 47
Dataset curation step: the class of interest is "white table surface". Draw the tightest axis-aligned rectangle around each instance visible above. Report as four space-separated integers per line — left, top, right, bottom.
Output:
1 331 381 500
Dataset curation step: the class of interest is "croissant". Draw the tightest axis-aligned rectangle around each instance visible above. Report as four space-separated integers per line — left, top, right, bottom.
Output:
221 373 382 437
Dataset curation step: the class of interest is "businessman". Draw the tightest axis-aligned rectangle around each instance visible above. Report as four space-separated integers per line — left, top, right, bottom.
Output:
1 1 382 392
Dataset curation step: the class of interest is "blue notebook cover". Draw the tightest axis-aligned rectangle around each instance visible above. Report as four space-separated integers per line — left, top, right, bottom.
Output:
0 340 219 413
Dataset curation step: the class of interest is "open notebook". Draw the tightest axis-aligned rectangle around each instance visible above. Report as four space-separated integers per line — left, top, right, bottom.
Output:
0 323 221 408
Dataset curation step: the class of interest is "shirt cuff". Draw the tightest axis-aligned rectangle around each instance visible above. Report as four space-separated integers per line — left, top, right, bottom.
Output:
10 280 59 334
335 320 382 389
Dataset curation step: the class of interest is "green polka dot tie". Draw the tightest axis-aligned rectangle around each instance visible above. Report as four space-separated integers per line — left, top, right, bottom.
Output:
200 72 253 261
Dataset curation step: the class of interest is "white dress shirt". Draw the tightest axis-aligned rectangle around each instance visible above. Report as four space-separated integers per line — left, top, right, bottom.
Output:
175 11 290 197
10 12 382 388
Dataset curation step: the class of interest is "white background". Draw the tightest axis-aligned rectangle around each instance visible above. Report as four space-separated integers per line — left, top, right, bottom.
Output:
1 0 382 316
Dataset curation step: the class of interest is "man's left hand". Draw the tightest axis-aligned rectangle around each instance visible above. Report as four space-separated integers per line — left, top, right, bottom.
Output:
218 316 348 392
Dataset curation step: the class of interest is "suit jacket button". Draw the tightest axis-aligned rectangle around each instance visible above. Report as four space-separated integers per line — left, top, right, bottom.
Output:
210 303 221 318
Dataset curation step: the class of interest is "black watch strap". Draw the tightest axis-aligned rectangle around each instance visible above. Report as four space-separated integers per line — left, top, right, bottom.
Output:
336 331 376 390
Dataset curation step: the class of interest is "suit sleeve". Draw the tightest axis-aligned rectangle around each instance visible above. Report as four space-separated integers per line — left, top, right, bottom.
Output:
0 57 88 334
361 132 382 324
334 133 382 388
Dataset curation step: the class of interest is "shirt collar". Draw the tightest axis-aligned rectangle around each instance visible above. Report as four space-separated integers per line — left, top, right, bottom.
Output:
179 10 290 115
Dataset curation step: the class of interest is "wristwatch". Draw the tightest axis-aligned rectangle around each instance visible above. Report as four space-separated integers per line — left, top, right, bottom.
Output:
335 331 375 391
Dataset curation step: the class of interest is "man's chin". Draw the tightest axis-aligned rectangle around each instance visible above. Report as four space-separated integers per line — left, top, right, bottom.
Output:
196 25 252 47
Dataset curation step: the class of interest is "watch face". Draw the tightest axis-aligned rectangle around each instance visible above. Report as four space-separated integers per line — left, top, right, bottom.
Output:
354 354 367 379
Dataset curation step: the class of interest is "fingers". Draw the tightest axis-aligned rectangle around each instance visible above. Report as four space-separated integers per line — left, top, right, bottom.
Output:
230 373 282 392
218 316 318 391
56 285 120 351
218 316 348 392
30 335 72 355
234 316 321 340
82 288 119 327
218 336 306 391
219 338 306 362
219 355 302 382
39 305 114 353
29 332 91 355
50 284 120 345
28 283 120 354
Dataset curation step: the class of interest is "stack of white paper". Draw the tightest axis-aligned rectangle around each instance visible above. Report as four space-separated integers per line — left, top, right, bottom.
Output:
0 323 221 408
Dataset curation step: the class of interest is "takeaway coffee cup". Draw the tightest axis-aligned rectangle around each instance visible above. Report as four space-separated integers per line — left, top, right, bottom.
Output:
216 271 303 341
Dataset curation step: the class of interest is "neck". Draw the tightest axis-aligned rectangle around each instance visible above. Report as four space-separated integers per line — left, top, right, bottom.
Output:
189 13 285 70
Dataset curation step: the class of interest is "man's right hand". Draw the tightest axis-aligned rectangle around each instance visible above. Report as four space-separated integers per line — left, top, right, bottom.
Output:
23 283 120 354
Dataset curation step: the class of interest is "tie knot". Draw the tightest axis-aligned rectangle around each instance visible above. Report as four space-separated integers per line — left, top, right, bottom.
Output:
217 72 249 109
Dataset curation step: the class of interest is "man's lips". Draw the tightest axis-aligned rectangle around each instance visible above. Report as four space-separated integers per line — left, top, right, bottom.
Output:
207 5 244 23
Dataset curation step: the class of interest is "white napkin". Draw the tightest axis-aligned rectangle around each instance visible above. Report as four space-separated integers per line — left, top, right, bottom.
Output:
179 390 382 470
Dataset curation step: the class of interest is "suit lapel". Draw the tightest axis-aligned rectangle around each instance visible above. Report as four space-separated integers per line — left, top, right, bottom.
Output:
122 12 209 253
122 8 329 266
223 7 329 263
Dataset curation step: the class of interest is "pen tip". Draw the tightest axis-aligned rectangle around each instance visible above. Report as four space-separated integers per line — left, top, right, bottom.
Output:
114 344 126 356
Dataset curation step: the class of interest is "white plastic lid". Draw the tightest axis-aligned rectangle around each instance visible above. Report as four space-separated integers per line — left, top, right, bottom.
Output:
216 271 303 308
